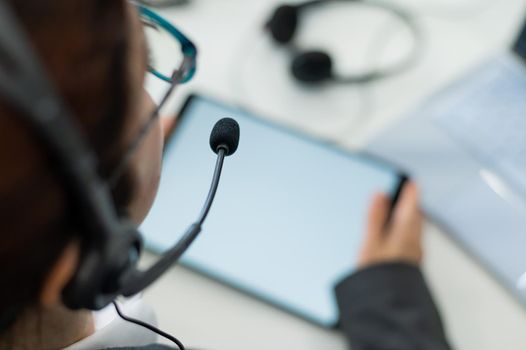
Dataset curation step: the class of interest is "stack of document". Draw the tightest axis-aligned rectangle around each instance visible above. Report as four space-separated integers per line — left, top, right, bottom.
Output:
365 52 526 304
432 53 526 200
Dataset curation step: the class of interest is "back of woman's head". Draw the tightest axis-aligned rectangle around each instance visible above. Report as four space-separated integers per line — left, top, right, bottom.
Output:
0 0 133 330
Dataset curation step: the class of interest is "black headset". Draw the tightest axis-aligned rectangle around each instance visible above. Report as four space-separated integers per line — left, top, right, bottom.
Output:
0 0 239 316
265 0 422 84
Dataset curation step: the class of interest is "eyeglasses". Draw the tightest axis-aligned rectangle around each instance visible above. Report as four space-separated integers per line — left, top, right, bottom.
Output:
109 4 197 187
140 5 196 84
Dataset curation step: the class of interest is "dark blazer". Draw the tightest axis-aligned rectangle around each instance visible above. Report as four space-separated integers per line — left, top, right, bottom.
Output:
103 263 452 350
335 263 451 350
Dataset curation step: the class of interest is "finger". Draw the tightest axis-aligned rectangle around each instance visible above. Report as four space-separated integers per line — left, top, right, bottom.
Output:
366 193 390 244
390 182 422 239
395 182 418 217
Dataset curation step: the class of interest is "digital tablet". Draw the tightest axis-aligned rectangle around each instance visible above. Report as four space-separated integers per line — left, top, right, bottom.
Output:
141 94 407 328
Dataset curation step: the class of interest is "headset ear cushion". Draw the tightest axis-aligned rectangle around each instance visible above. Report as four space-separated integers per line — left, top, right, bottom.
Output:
61 225 143 311
101 227 142 295
291 51 333 83
266 5 299 44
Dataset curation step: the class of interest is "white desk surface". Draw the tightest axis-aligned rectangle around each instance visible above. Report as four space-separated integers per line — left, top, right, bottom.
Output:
141 1 526 349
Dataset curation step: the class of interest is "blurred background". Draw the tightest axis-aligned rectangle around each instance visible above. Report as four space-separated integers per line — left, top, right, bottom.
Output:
137 1 526 349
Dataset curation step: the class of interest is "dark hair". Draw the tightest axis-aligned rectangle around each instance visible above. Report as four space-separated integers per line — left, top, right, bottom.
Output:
0 0 134 330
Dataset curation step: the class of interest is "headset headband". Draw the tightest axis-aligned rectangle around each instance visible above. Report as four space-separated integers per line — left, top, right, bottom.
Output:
0 1 126 239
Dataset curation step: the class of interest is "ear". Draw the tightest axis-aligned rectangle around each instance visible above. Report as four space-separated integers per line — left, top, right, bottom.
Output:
40 241 80 307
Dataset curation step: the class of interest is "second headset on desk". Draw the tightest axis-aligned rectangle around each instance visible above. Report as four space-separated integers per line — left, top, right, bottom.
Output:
264 0 423 85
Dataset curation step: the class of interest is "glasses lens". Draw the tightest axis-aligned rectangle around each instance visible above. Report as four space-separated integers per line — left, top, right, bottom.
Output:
142 18 184 81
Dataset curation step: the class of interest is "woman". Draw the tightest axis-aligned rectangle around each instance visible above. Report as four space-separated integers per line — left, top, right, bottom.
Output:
0 0 451 349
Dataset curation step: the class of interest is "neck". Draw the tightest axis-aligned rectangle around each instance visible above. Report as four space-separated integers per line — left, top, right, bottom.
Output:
0 304 94 350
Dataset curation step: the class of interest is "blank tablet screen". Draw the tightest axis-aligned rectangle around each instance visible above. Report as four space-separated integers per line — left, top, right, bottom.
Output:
141 94 403 327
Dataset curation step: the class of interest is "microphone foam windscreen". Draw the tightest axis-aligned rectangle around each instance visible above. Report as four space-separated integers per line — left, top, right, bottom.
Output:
210 118 240 156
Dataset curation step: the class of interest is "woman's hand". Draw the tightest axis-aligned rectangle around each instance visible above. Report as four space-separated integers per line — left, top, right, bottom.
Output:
358 182 424 269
